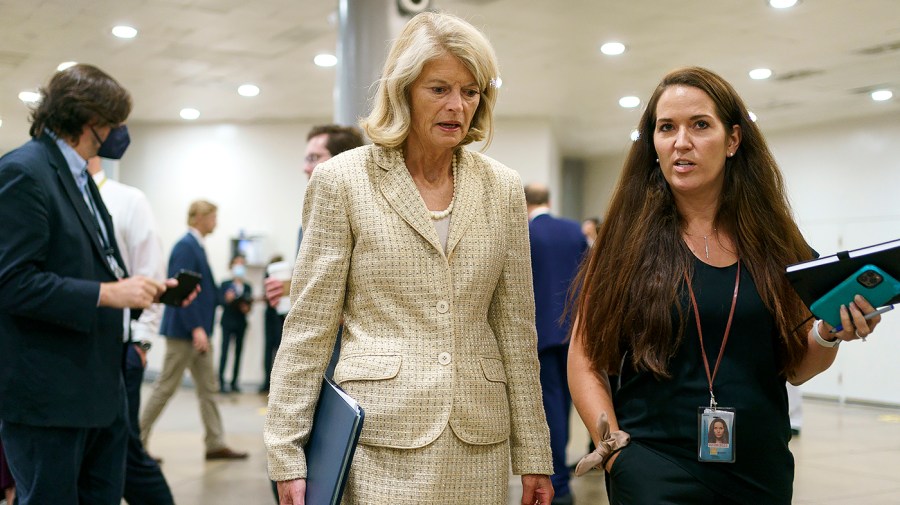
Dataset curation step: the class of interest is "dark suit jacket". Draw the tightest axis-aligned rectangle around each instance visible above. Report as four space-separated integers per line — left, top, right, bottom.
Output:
219 279 252 332
0 136 128 427
528 213 587 352
159 233 217 340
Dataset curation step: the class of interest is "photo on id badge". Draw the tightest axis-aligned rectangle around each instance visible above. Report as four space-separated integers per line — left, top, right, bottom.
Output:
699 408 735 463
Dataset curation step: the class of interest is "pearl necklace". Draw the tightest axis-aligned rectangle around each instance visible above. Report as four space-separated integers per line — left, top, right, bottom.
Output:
428 154 457 220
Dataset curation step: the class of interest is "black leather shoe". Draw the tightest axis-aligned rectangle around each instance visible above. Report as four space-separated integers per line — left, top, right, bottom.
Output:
205 447 248 460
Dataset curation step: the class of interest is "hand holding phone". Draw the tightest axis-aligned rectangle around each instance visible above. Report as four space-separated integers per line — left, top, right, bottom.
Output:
810 265 900 327
159 269 202 306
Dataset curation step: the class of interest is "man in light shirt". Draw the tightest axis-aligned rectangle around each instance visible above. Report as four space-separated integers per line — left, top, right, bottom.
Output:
88 156 175 505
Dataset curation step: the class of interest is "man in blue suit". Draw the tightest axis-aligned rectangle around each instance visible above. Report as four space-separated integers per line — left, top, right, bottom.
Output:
139 200 248 460
525 183 588 505
0 64 170 504
219 254 254 393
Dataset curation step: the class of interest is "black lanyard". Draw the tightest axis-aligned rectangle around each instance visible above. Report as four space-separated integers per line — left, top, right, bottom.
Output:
83 183 124 279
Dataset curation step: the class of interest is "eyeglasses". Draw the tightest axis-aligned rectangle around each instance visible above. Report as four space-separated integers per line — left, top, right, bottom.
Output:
304 153 323 164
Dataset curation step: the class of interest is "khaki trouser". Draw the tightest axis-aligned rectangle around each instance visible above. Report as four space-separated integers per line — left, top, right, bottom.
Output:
139 337 226 452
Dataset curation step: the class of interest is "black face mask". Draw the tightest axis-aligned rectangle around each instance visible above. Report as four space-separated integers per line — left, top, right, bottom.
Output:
91 125 131 159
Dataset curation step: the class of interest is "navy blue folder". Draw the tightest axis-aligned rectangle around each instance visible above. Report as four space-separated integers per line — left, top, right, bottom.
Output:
304 376 364 505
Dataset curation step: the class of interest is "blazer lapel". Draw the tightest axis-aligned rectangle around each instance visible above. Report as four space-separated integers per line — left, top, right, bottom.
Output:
375 147 444 254
87 176 130 277
445 149 479 259
47 139 112 270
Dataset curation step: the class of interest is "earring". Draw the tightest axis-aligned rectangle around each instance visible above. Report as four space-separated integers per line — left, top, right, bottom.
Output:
655 158 659 164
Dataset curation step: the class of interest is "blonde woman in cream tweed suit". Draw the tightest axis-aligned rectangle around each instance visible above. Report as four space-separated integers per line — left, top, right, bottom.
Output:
265 11 554 505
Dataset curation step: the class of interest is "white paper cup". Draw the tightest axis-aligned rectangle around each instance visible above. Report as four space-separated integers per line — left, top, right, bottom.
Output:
267 260 292 315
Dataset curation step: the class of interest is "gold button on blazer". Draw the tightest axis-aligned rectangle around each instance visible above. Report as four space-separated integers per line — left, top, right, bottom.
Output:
264 144 553 482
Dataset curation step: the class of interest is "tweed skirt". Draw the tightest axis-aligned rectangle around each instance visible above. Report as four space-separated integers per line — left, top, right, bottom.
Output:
342 426 509 504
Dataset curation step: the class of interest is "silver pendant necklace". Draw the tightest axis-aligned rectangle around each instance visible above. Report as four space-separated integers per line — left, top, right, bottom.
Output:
686 228 717 259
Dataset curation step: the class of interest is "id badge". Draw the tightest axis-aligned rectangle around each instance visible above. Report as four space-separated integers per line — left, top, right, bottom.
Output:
698 407 735 463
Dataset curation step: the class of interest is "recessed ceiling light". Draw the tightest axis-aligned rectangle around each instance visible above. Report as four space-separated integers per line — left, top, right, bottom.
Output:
749 68 773 80
769 0 798 8
238 84 260 97
18 91 40 103
871 90 893 101
600 42 626 56
314 53 338 67
180 108 200 120
748 110 758 122
630 129 640 141
619 96 641 108
112 25 138 39
57 61 77 71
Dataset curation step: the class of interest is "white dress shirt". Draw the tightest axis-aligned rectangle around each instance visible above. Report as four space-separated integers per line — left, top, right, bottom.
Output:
93 170 166 341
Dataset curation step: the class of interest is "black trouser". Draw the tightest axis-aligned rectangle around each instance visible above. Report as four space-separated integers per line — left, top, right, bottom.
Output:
123 343 175 505
0 381 128 505
261 308 285 391
539 345 571 498
220 325 247 390
608 442 742 505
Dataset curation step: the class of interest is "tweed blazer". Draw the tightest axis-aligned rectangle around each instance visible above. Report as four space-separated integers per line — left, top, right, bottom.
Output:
265 144 553 481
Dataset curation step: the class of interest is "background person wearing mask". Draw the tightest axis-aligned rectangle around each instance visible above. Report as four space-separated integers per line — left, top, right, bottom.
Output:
265 12 554 505
219 254 254 393
0 63 181 505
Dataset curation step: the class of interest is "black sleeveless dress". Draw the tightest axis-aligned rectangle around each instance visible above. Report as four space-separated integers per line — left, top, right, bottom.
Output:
612 258 793 504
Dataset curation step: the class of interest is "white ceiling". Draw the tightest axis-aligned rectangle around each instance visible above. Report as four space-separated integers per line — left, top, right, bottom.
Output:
1 0 898 157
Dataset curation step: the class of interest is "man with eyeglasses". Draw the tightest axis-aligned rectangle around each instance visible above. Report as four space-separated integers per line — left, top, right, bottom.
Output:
261 124 364 503
262 124 365 364
0 64 190 505
298 125 367 244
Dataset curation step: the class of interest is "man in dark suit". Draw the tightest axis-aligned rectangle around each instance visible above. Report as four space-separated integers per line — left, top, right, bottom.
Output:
139 200 248 460
262 124 365 384
0 64 169 504
219 254 254 393
261 124 366 502
525 183 588 505
87 156 176 505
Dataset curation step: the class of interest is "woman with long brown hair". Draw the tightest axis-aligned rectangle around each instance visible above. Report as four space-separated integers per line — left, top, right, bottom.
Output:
568 67 884 504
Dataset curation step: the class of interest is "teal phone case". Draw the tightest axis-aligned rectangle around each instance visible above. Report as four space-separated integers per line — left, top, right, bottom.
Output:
810 264 900 327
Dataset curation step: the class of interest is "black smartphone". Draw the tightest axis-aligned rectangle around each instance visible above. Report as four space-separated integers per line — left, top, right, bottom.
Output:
159 269 202 306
